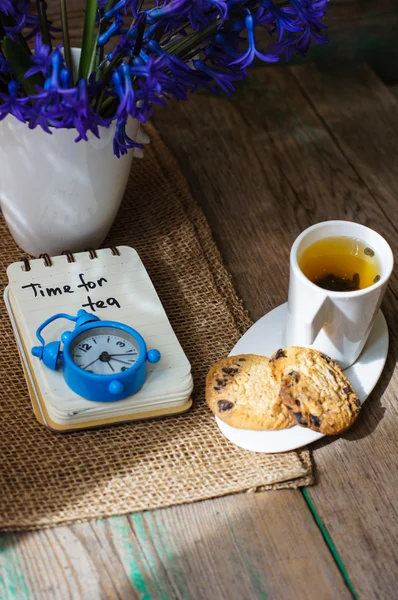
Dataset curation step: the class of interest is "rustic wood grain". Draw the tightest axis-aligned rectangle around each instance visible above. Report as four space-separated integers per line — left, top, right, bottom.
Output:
390 84 398 100
1 6 353 600
310 0 398 83
153 64 398 598
288 62 398 600
3 3 398 596
153 65 398 316
0 492 352 600
46 1 398 81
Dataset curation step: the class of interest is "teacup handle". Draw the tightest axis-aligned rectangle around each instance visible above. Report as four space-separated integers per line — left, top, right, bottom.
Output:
286 297 330 347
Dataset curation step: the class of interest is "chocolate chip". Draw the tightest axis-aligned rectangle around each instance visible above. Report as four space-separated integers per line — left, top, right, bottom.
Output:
343 386 351 394
321 353 331 364
354 397 361 407
296 399 301 407
294 411 304 424
221 367 239 375
288 370 300 383
217 400 234 412
272 349 287 361
310 415 321 428
237 357 246 362
216 378 227 388
364 247 375 257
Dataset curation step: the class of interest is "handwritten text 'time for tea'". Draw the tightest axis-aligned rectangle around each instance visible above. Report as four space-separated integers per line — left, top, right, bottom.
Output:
21 273 121 311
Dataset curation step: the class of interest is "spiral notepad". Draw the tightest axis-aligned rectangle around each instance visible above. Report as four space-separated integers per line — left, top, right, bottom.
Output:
4 246 193 431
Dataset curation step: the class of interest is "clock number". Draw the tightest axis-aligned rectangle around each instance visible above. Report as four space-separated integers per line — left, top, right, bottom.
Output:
80 343 92 352
116 341 126 347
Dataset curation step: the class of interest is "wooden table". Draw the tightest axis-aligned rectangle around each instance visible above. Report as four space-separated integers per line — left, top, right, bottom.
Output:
1 11 398 600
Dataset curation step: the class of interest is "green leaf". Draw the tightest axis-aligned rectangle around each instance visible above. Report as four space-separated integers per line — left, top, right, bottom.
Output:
78 0 98 80
2 38 44 96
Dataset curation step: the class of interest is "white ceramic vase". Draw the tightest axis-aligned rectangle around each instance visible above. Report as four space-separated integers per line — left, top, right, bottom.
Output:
0 49 148 257
0 115 147 257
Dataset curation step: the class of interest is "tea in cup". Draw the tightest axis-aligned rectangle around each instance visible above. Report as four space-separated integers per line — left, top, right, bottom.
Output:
286 221 393 369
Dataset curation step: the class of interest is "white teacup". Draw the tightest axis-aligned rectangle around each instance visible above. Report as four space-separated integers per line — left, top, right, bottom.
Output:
286 220 394 369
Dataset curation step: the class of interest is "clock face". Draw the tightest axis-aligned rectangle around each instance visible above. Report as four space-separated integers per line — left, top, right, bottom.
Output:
70 326 140 375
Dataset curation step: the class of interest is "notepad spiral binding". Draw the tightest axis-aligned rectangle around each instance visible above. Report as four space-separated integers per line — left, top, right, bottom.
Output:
21 247 121 271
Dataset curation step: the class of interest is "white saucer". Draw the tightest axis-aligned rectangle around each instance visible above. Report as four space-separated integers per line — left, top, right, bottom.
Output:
215 303 389 453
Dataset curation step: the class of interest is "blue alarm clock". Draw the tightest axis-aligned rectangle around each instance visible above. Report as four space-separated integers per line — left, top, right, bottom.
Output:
31 310 161 402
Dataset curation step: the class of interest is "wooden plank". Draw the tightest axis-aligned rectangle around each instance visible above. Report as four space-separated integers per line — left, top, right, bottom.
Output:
309 0 398 83
1 492 352 599
153 63 398 598
2 8 351 600
46 1 398 81
390 84 398 100
153 66 398 316
286 62 398 599
290 63 398 214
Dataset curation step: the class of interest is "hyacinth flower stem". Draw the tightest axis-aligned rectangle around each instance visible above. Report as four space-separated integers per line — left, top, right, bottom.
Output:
0 16 5 45
18 33 32 56
36 0 52 50
0 21 7 93
94 51 124 112
94 5 144 106
97 14 147 113
96 1 118 77
79 0 98 80
164 0 253 60
97 95 116 117
166 19 220 59
59 0 73 81
160 21 190 47
132 15 147 57
152 22 167 44
98 8 105 70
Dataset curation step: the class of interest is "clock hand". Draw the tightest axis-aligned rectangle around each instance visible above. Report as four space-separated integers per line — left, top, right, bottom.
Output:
107 361 115 372
108 353 138 357
82 357 101 370
110 357 133 366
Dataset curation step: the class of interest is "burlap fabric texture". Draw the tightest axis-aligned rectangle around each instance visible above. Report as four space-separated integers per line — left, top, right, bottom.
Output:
0 123 312 531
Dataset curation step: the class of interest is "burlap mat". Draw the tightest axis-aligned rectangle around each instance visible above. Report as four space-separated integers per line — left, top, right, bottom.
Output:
0 123 312 531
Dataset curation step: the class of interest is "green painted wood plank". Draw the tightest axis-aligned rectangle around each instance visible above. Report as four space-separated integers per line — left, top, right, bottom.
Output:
0 535 30 600
302 489 358 600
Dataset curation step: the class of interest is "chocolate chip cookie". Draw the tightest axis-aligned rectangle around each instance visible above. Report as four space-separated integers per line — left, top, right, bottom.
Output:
206 354 294 430
270 346 360 435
